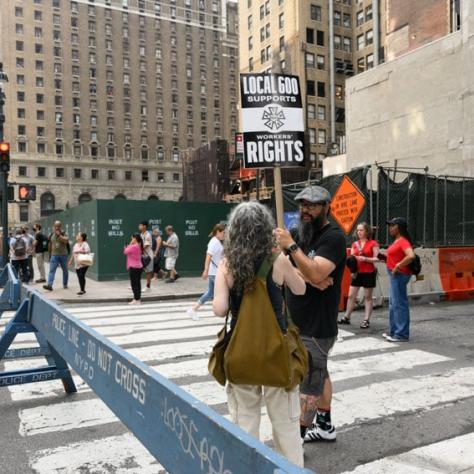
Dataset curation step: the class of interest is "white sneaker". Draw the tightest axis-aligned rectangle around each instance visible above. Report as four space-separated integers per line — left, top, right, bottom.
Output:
144 286 151 292
187 308 199 321
382 332 390 339
304 424 337 443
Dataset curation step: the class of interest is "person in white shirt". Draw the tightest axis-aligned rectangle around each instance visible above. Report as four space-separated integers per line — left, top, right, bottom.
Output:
187 223 225 321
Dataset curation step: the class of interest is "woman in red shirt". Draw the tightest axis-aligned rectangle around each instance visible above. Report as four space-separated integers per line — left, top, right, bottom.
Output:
339 222 379 328
383 217 415 342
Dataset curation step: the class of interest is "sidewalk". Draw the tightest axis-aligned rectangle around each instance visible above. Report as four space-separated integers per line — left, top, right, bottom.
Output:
29 263 207 304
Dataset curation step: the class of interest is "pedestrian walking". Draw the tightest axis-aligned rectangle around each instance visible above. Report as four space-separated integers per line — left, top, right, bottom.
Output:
10 228 30 282
68 232 91 295
382 217 415 342
339 222 379 328
275 185 347 443
43 221 70 291
187 223 225 321
23 227 35 282
162 225 179 283
124 233 144 305
33 223 47 283
213 202 306 467
152 227 165 280
139 221 154 291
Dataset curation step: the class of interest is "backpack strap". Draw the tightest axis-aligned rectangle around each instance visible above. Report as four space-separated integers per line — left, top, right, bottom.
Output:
256 253 279 279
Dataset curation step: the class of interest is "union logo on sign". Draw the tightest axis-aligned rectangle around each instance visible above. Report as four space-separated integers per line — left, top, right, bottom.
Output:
330 175 366 235
262 105 286 131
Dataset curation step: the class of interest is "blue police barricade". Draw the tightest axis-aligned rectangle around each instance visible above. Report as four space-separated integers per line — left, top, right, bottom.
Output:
0 265 51 361
0 285 314 473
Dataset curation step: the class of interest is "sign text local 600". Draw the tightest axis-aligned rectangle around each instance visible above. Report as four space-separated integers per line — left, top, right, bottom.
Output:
240 74 305 169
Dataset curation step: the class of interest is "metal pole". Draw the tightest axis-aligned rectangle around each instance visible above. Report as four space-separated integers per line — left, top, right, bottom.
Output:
406 173 410 222
433 178 438 246
376 168 381 243
328 0 336 146
386 170 390 245
462 178 465 245
0 80 9 266
423 171 427 246
444 176 447 245
373 0 380 66
369 166 374 228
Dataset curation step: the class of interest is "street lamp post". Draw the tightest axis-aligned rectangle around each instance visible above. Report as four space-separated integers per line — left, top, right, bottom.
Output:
0 62 10 267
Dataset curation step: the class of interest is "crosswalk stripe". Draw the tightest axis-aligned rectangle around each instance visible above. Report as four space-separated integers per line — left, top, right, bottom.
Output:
65 300 201 314
28 433 162 474
342 432 474 473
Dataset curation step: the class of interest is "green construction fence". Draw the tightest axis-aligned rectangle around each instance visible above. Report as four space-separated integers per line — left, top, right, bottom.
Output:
39 200 234 281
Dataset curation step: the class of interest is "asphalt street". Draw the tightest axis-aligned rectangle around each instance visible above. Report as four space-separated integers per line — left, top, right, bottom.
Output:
0 298 473 474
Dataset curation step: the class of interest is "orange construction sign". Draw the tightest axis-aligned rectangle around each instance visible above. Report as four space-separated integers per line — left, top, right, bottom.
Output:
330 175 366 235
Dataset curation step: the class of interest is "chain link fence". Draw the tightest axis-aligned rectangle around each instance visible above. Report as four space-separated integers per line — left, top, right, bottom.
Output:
281 167 474 248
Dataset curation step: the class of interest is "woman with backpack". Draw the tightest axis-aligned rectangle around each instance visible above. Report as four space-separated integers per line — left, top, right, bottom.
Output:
382 217 415 342
124 233 144 305
68 232 91 295
213 202 306 467
339 222 379 328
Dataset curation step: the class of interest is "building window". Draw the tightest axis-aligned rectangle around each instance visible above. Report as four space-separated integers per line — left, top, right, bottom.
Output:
37 143 45 154
73 169 82 179
309 128 316 144
115 194 126 199
18 125 26 135
366 53 374 69
317 105 326 120
56 168 64 178
173 173 180 182
310 4 321 21
334 35 342 50
248 15 252 30
318 129 326 144
19 204 29 223
40 192 55 214
343 13 351 28
157 172 165 182
335 84 344 100
317 30 324 46
343 37 352 52
108 170 115 180
125 171 132 181
305 53 315 68
37 167 46 177
356 10 364 26
279 13 284 30
357 34 365 50
334 11 341 26
365 5 373 21
317 81 325 97
91 169 99 179
366 29 373 46
280 36 285 52
317 55 325 70
78 193 92 205
18 166 27 177
307 80 315 96
307 104 316 120
306 28 314 44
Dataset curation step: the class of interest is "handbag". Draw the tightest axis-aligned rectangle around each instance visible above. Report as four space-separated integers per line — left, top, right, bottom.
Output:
141 255 151 268
77 253 94 266
208 313 232 386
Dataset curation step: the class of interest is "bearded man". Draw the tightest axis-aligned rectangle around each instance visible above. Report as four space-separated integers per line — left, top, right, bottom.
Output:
275 185 346 443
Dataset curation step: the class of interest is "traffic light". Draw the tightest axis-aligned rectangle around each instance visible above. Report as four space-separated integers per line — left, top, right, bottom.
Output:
0 142 10 172
18 184 36 201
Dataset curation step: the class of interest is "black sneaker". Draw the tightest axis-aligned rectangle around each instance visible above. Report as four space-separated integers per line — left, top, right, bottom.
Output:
304 423 337 443
35 279 46 283
43 285 53 291
165 278 176 283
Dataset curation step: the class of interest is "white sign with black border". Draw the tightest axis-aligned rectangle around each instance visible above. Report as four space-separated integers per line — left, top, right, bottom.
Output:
240 73 305 169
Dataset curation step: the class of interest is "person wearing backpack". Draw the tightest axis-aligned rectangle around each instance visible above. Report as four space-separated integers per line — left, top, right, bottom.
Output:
274 185 347 444
381 217 415 342
9 228 30 282
43 220 70 291
33 223 47 283
213 202 306 467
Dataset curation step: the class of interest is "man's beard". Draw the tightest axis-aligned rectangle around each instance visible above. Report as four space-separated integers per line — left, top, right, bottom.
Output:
298 213 326 248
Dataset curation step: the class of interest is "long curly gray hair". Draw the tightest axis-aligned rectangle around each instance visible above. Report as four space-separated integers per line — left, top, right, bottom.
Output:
224 201 275 292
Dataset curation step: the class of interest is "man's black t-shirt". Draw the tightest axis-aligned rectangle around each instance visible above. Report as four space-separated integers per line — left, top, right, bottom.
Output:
287 223 347 338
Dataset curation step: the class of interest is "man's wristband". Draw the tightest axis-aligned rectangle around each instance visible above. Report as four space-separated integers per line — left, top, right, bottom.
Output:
285 243 299 255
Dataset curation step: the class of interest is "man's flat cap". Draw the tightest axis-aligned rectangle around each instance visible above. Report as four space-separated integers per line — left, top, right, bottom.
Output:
294 186 331 204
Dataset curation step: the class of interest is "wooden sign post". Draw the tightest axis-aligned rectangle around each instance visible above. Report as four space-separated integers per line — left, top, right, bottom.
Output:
240 73 306 226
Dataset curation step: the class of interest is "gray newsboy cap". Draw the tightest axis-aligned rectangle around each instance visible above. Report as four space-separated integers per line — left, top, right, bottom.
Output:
294 185 331 203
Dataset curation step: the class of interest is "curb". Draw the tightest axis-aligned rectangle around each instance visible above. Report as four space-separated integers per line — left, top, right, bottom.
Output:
56 292 202 305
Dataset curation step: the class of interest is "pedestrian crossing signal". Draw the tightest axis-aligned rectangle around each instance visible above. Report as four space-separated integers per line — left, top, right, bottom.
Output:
18 184 36 201
0 141 10 172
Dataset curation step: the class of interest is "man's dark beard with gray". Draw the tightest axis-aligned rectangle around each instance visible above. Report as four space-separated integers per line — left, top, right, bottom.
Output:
298 212 327 252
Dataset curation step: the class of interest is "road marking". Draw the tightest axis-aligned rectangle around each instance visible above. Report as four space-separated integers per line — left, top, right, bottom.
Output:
342 432 474 473
29 433 162 473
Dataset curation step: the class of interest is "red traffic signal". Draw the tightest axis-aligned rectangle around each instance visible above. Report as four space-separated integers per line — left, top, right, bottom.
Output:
18 184 36 201
0 141 10 172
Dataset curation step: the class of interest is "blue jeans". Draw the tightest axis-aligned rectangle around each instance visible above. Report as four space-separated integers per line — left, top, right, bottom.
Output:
48 255 69 288
198 275 216 305
388 269 411 340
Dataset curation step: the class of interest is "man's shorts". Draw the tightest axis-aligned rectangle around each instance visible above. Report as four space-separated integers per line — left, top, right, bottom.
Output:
165 257 177 271
300 336 337 397
144 257 154 273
